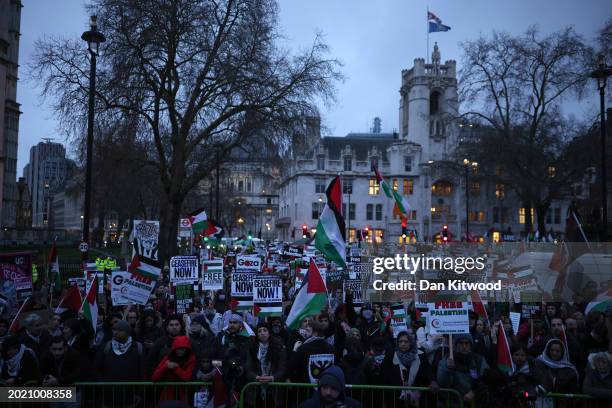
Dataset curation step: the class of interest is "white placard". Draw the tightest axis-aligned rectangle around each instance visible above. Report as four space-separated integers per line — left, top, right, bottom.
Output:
169 256 199 283
427 301 470 335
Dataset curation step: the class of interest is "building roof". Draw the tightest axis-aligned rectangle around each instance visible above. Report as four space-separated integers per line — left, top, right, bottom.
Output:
306 133 398 161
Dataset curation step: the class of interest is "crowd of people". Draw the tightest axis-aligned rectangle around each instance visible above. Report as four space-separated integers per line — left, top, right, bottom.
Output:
1 263 612 407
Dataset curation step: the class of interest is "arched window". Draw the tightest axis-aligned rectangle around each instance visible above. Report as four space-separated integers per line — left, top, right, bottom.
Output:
430 91 441 115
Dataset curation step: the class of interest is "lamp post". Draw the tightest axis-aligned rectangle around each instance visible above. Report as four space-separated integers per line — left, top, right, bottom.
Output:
463 159 478 242
590 54 612 241
81 16 105 261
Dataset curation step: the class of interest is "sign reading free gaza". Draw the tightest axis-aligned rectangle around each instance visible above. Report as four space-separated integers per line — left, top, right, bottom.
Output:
427 301 469 335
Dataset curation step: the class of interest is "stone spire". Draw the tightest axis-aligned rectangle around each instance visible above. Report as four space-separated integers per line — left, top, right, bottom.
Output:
432 42 441 73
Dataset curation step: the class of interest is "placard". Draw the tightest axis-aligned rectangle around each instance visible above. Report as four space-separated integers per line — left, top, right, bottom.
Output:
427 301 469 335
521 303 541 319
344 278 364 306
202 259 224 291
169 256 199 283
509 312 521 335
110 271 131 306
236 255 262 271
175 283 194 314
133 220 160 260
253 275 283 317
0 252 33 302
68 277 87 298
231 271 256 310
390 304 409 337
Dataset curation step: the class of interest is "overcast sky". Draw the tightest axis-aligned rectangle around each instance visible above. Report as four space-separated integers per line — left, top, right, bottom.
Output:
16 0 611 176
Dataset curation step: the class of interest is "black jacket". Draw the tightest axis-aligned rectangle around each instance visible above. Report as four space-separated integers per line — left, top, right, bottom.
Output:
39 348 82 385
95 340 145 381
289 337 335 383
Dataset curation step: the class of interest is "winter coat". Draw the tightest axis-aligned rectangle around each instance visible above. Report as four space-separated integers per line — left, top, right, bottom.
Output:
0 346 41 385
244 339 287 405
39 348 82 385
583 366 612 407
289 337 335 384
533 360 578 393
437 353 488 408
298 365 361 408
152 336 196 402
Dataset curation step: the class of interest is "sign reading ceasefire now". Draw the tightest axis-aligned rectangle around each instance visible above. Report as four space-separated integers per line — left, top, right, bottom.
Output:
169 256 199 283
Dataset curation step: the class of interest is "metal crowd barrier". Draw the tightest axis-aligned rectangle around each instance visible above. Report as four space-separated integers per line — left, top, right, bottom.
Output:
238 381 465 408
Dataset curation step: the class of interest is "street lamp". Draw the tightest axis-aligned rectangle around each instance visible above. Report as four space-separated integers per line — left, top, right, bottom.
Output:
463 158 478 242
589 54 612 241
81 16 105 261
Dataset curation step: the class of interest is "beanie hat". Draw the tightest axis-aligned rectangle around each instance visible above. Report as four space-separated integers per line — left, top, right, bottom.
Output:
319 370 342 391
454 333 473 346
113 319 131 334
191 314 208 326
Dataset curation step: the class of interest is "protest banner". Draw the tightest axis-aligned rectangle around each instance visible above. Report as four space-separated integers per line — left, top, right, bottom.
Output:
123 257 161 305
175 283 194 314
236 255 262 271
427 301 470 335
0 252 33 302
110 271 131 306
169 255 199 283
132 220 160 260
201 259 224 291
253 275 283 317
231 271 256 310
390 303 409 337
344 278 364 307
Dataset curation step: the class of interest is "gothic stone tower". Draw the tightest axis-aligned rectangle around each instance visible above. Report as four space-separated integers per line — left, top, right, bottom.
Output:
398 43 458 162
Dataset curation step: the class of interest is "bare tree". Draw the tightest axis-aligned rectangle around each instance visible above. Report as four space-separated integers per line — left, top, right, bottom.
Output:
30 0 341 263
458 26 593 235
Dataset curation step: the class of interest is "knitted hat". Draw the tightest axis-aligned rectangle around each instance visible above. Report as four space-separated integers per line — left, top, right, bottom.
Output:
113 319 131 334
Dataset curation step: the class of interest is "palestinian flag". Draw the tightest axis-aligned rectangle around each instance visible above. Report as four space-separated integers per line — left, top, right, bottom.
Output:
81 276 98 336
128 255 161 281
315 176 346 267
55 285 82 314
585 287 612 315
286 258 328 329
9 297 31 334
470 290 488 321
497 319 515 374
372 164 393 199
239 322 256 337
190 209 208 235
392 189 410 215
49 240 60 290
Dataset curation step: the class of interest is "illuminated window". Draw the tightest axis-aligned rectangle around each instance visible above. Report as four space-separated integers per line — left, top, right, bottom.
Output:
469 211 486 222
392 178 398 191
519 208 534 224
495 184 505 199
348 228 356 243
432 181 452 196
374 229 384 244
369 178 379 195
403 179 414 195
548 166 556 178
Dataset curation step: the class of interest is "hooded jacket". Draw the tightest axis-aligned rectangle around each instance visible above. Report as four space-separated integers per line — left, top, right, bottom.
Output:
533 339 578 393
298 365 361 408
152 336 197 402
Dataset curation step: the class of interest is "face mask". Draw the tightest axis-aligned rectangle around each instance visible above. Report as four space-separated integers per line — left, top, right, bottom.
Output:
363 310 373 320
299 328 310 339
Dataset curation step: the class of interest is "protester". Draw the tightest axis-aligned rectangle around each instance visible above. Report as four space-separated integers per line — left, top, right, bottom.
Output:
533 338 579 393
152 335 196 402
18 313 51 358
148 315 187 378
245 322 287 406
289 319 335 384
581 352 612 405
298 365 361 408
48 314 63 337
187 314 216 359
437 333 488 406
0 335 40 385
214 313 250 359
40 335 81 386
134 308 164 354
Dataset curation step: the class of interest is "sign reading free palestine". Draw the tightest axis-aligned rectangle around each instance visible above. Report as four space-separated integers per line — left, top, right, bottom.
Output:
427 301 469 335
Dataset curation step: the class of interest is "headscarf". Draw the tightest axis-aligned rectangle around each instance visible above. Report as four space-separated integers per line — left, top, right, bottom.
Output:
3 344 31 377
537 339 578 373
395 331 418 368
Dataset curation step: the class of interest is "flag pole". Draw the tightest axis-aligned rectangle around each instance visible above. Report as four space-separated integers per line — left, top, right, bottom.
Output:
426 6 429 63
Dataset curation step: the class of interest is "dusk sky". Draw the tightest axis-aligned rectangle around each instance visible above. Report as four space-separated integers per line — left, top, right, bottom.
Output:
17 0 611 175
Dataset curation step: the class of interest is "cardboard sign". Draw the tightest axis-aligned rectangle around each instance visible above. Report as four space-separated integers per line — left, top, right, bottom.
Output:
175 283 194 314
427 301 469 335
390 304 409 337
201 259 224 291
110 271 131 306
253 275 283 316
231 271 256 310
521 303 541 319
236 255 262 271
169 256 199 283
0 252 33 302
123 274 156 305
133 220 160 260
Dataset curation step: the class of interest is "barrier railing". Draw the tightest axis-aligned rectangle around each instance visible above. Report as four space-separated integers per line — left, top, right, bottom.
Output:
75 381 210 407
238 381 465 408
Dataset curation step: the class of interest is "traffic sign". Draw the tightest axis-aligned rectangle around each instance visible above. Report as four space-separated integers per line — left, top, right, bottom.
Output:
79 242 89 253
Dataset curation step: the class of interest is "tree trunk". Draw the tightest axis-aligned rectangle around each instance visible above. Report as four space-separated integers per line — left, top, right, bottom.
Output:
523 201 533 234
158 191 182 268
536 204 548 238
